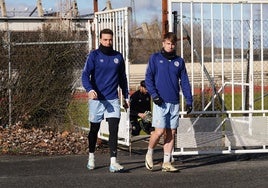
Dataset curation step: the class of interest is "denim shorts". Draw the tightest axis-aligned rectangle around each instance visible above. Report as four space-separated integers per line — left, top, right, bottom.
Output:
88 99 120 123
152 102 179 129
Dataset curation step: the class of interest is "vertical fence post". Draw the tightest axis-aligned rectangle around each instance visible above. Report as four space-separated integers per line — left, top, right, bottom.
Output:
7 30 11 127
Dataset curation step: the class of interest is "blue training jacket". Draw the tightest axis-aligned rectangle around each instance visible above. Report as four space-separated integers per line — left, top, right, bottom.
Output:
145 52 193 105
81 49 129 100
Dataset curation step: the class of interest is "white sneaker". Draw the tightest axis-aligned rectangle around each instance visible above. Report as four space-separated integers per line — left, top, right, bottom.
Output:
87 157 95 170
162 162 179 172
109 162 124 173
145 154 153 170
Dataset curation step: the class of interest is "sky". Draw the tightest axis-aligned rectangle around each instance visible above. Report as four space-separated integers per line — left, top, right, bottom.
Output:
4 0 162 24
3 1 267 38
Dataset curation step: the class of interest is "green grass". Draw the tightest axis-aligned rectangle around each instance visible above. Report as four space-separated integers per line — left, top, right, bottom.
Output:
65 92 268 131
66 99 88 130
223 93 268 112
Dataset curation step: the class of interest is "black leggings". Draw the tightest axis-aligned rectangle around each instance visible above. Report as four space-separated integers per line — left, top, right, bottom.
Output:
88 118 120 157
88 122 100 153
107 118 120 158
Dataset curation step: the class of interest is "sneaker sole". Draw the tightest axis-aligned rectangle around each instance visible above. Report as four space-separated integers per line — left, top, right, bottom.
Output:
145 161 153 171
87 165 94 170
162 168 180 172
109 168 124 173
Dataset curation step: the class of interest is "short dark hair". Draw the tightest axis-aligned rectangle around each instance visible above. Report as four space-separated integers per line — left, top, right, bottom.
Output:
140 80 146 88
100 28 113 38
163 32 177 44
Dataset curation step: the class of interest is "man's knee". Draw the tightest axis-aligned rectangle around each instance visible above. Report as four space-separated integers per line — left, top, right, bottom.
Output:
153 128 165 138
106 118 120 135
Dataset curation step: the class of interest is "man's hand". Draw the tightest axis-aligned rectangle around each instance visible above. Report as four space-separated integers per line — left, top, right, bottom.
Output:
88 90 98 99
123 99 129 110
186 104 193 114
153 96 163 106
138 113 146 119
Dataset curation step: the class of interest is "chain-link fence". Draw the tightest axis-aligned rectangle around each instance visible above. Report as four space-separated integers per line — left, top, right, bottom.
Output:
176 18 268 63
0 29 90 129
176 18 268 114
171 7 268 116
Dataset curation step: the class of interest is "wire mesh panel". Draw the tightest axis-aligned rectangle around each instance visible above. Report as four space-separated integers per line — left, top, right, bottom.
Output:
225 116 268 147
176 117 223 148
168 0 268 154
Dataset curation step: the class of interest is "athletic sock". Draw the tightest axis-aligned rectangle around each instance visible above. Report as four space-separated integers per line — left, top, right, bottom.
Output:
163 153 171 163
110 157 116 164
147 147 153 155
89 152 94 159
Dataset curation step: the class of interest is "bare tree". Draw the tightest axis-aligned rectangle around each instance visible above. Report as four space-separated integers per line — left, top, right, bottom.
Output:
0 28 88 130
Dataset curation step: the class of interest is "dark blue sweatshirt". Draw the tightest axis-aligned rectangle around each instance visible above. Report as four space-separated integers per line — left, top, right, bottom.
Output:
145 52 193 105
81 49 129 100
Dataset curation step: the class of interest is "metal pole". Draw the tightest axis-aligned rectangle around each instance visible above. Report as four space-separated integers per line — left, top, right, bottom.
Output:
162 0 168 37
94 0 98 12
244 42 250 113
172 11 177 34
8 30 11 127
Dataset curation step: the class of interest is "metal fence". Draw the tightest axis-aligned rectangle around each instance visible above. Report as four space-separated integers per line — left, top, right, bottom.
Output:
0 28 90 128
1 2 268 155
168 0 268 155
0 8 133 147
93 7 132 146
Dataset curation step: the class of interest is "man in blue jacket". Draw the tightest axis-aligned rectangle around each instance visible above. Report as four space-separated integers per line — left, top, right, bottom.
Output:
145 32 193 172
82 28 129 173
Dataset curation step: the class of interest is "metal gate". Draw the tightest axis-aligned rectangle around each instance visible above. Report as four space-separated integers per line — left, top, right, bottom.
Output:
93 7 132 146
168 0 268 155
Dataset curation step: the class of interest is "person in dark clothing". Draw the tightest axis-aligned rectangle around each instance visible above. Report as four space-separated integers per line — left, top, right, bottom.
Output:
81 28 129 173
130 80 153 136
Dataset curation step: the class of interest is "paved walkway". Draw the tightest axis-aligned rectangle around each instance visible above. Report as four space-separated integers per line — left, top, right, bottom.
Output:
1 139 268 188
